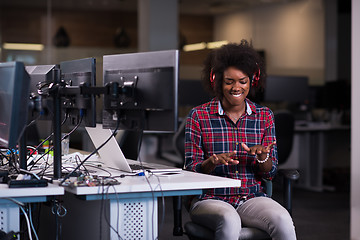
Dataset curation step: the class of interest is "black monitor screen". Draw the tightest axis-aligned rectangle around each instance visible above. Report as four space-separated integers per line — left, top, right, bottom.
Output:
26 64 58 120
0 62 30 149
178 79 212 107
60 58 96 127
264 75 309 104
102 50 178 133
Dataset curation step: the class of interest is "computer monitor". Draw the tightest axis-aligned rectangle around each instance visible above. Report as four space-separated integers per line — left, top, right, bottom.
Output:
25 64 59 121
0 62 30 149
264 75 309 104
60 57 96 127
102 50 178 133
178 79 212 107
178 79 212 118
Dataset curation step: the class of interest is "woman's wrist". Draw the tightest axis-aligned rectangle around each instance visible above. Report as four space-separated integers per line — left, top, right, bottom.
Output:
201 157 217 173
256 152 270 164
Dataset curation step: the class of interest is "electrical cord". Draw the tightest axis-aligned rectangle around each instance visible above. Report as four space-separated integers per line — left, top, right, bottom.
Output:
0 150 10 166
26 113 69 163
36 81 54 97
28 205 39 240
152 174 166 238
15 115 41 158
100 184 123 240
29 112 82 173
74 154 89 175
4 199 38 240
84 164 113 177
60 118 120 185
134 115 165 240
19 206 33 240
8 148 19 174
111 185 121 239
51 198 67 240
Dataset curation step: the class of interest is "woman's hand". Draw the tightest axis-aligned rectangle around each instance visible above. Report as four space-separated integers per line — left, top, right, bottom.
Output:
241 141 276 158
211 151 239 166
241 141 276 172
201 151 238 174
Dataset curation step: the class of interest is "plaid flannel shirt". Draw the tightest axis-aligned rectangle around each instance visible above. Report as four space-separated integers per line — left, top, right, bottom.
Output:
184 98 278 208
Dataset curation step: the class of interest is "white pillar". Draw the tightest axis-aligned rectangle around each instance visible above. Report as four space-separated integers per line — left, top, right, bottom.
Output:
351 0 360 239
138 0 178 52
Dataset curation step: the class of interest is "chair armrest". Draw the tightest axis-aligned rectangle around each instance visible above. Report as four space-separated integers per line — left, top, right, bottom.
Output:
278 169 300 181
262 179 273 198
277 168 300 215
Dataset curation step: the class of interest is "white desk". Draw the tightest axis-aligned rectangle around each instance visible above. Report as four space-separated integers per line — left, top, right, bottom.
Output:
282 122 350 191
63 169 241 240
0 183 64 234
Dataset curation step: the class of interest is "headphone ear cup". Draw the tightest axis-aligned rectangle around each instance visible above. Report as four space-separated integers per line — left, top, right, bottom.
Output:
210 70 215 89
252 65 260 87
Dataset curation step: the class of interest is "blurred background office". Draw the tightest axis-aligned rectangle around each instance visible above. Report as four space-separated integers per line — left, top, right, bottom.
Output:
0 0 357 239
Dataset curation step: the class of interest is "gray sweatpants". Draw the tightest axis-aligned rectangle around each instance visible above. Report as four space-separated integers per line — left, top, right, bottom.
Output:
190 197 297 240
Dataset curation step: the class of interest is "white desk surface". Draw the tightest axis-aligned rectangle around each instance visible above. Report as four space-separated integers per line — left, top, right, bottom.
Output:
63 169 241 196
0 183 64 198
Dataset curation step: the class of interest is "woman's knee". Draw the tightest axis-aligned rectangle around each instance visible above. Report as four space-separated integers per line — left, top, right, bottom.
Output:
215 210 241 239
267 211 296 239
271 211 293 226
217 208 241 227
190 200 241 239
191 200 241 227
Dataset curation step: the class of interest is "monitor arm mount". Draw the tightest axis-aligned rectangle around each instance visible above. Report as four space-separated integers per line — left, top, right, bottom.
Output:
52 75 138 179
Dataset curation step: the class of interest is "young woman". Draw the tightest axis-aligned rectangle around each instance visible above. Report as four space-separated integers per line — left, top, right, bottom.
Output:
184 40 297 240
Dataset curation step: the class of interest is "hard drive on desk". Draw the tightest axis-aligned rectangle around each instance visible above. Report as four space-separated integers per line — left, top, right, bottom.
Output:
8 179 48 188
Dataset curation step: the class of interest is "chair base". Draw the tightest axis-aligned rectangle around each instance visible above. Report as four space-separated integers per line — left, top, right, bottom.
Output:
184 221 271 240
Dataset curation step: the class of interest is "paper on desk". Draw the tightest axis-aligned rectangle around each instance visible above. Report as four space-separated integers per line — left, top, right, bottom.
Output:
62 152 103 166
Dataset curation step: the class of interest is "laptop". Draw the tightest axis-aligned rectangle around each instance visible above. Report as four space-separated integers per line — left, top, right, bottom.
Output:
85 124 182 174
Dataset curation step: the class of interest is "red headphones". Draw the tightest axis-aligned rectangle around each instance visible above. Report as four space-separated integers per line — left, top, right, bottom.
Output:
210 64 260 89
210 69 216 89
252 63 260 87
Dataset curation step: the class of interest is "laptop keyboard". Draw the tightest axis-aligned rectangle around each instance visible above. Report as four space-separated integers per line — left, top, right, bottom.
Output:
129 164 152 170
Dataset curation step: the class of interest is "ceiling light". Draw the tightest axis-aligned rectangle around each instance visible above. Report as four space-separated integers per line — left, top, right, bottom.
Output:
207 40 229 49
2 43 44 51
183 42 207 52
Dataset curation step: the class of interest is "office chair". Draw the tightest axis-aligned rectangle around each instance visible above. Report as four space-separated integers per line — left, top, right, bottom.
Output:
274 110 300 214
172 111 300 239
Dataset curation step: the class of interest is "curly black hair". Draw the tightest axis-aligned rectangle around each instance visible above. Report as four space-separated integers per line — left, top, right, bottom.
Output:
201 39 266 100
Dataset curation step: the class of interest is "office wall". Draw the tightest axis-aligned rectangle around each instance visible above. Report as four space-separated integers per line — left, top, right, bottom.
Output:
214 0 325 85
0 5 213 81
0 7 138 48
0 6 212 57
1 2 328 85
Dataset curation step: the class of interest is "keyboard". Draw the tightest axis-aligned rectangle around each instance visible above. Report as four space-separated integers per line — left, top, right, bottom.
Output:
129 164 152 171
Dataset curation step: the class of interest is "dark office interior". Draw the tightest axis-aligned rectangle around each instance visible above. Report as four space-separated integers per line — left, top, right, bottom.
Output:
0 0 354 239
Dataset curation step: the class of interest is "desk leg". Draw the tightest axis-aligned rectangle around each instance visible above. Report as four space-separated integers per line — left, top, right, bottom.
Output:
297 132 312 190
308 131 329 191
314 132 324 190
297 131 327 192
109 197 158 240
313 132 335 191
0 203 19 234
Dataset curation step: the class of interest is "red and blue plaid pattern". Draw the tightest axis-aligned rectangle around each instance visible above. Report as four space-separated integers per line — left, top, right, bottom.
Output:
185 98 278 208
